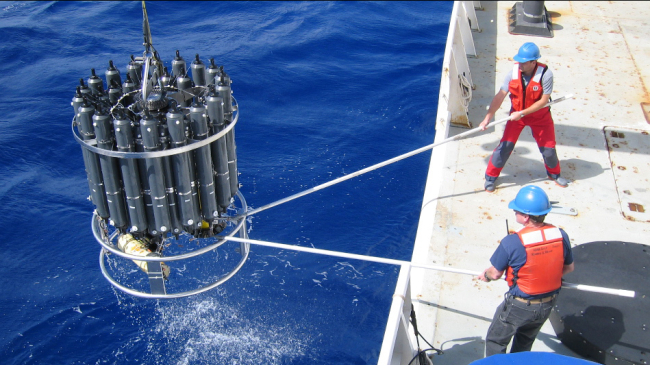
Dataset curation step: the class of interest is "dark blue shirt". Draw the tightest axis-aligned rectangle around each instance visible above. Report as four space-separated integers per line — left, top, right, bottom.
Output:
490 228 573 299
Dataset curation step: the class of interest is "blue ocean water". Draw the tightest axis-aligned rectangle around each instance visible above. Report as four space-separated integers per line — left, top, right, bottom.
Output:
0 1 450 364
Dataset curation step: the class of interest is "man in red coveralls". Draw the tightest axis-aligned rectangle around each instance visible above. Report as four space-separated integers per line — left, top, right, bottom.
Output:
478 185 574 356
479 42 569 192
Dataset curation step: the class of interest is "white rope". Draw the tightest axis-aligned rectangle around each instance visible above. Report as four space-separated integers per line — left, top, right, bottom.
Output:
224 93 634 298
242 94 574 218
224 235 488 275
560 282 635 298
223 234 634 297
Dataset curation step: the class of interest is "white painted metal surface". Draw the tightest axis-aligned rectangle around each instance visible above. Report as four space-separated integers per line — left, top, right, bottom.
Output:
380 2 482 363
436 1 479 129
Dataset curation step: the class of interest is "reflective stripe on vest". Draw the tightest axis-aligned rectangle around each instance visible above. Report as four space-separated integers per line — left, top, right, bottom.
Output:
506 224 564 296
508 62 548 112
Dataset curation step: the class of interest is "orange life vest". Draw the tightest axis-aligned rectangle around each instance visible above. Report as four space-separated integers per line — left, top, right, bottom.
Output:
508 61 548 113
506 224 565 296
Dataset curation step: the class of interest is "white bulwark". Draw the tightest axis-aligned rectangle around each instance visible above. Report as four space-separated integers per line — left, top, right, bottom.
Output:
380 1 650 364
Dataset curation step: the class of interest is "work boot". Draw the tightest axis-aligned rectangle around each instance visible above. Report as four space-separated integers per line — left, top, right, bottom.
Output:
548 174 569 187
484 175 497 192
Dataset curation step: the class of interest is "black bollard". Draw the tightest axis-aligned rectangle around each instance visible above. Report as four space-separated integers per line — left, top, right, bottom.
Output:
508 1 554 38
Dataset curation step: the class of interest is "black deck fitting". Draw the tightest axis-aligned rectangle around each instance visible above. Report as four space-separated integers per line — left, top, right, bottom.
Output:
508 1 554 38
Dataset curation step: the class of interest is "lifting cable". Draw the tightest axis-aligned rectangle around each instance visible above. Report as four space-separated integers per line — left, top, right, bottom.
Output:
223 93 635 298
223 235 635 298
240 94 574 219
408 303 442 365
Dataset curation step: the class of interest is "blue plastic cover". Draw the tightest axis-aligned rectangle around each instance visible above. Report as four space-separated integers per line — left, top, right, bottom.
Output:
470 352 599 365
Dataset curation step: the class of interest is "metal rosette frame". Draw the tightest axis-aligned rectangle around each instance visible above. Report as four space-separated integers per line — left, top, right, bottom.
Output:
92 191 249 299
74 72 251 297
71 3 252 298
73 98 249 298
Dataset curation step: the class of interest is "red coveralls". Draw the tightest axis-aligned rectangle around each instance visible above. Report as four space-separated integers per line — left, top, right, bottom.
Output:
485 62 561 179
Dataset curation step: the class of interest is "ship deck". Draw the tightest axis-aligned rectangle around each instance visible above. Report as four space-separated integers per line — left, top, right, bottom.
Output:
411 1 650 363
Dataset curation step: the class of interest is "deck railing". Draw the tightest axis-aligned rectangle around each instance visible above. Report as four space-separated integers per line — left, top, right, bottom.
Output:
377 2 481 364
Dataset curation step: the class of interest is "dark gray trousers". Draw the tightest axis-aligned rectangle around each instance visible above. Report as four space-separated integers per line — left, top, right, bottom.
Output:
485 293 556 357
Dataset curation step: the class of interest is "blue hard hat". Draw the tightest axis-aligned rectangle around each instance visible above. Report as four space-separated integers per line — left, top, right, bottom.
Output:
513 42 541 63
508 185 552 216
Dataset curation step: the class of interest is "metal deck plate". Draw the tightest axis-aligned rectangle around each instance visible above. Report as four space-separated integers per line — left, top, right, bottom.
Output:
550 241 650 365
604 127 650 222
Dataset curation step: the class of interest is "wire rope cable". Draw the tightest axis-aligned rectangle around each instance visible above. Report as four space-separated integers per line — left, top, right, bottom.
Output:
241 95 573 218
407 303 442 365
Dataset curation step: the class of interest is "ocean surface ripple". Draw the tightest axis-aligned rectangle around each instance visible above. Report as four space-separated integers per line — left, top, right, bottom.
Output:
0 2 450 364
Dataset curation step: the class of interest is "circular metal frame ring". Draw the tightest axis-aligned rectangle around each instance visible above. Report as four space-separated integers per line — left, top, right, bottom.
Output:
98 239 249 299
97 191 250 299
92 191 248 262
72 97 238 159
